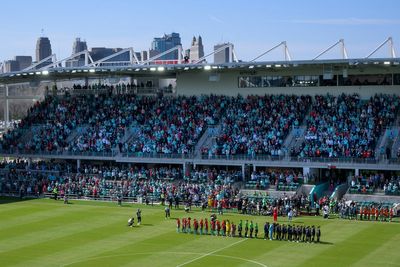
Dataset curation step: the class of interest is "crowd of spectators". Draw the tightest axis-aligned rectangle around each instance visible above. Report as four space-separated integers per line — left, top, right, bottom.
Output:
121 95 225 155
186 168 242 184
237 192 309 217
0 159 72 172
384 176 400 195
1 93 226 155
293 94 399 158
205 95 311 157
349 173 383 194
0 161 241 208
1 95 92 152
1 92 400 160
245 169 303 190
348 172 400 195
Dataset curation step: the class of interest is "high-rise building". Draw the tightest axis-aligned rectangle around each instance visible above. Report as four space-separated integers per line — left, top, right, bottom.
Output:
14 56 32 70
214 43 233 64
3 60 19 72
66 38 88 67
151 32 181 60
35 37 52 62
189 36 204 62
72 38 87 54
214 43 234 64
141 51 148 62
3 56 32 72
89 47 129 62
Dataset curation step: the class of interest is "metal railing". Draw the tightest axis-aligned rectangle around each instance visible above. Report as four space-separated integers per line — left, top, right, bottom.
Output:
201 154 285 161
121 152 194 159
3 146 400 167
289 157 378 164
0 148 116 157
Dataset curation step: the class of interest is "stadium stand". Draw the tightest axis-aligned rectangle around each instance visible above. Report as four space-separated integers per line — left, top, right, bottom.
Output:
206 95 311 157
292 94 400 159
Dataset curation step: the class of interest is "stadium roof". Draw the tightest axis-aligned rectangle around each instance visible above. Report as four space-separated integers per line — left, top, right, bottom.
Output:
1 37 399 84
1 57 400 84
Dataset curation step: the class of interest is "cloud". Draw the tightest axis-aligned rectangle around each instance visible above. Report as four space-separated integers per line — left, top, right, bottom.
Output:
209 15 224 24
281 18 400 25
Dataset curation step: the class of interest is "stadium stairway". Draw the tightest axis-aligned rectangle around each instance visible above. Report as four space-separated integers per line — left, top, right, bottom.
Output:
282 126 297 156
17 125 42 144
116 126 143 155
374 127 398 160
194 123 221 158
391 127 400 158
119 125 141 144
296 184 314 197
308 182 329 203
330 183 349 200
65 125 89 143
283 104 311 157
286 126 307 155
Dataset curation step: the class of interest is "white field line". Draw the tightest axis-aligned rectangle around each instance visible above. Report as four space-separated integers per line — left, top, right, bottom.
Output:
175 238 247 267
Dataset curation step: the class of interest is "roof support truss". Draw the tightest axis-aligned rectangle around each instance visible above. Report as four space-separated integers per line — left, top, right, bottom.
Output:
313 39 348 60
250 41 292 62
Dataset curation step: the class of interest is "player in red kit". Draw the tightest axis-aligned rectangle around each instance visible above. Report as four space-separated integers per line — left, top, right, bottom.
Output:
273 207 278 222
176 218 181 233
211 219 216 235
187 217 192 233
216 220 221 236
200 219 204 235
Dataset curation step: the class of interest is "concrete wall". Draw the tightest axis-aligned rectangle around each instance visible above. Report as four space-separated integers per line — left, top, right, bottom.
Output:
176 69 400 98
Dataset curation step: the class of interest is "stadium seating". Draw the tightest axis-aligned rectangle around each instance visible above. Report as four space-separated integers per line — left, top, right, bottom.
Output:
2 92 399 161
206 95 311 157
348 172 400 195
0 162 240 206
294 94 400 158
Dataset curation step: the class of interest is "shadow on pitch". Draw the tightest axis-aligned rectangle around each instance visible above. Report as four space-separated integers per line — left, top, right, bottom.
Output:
319 241 333 245
0 196 38 205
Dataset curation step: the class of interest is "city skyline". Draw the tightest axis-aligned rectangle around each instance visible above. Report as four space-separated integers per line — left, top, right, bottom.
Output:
2 0 400 63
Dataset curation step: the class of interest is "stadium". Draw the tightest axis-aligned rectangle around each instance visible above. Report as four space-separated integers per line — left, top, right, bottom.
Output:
1 33 400 267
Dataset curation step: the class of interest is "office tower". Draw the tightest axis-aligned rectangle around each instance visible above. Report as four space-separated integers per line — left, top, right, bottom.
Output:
189 35 204 62
36 37 52 61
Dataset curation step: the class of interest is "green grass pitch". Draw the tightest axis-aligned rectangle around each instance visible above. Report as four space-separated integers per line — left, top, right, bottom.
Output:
0 197 399 267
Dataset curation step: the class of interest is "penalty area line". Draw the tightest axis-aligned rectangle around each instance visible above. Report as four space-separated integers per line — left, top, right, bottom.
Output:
175 238 247 267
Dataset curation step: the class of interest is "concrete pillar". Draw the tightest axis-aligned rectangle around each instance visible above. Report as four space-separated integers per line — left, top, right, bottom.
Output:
303 167 310 184
183 163 187 179
354 169 359 176
242 164 246 181
77 159 81 171
183 162 193 180
253 165 256 172
4 85 9 131
304 167 319 184
27 158 32 168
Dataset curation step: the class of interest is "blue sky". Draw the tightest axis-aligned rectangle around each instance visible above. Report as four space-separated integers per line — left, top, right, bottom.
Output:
2 0 400 62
